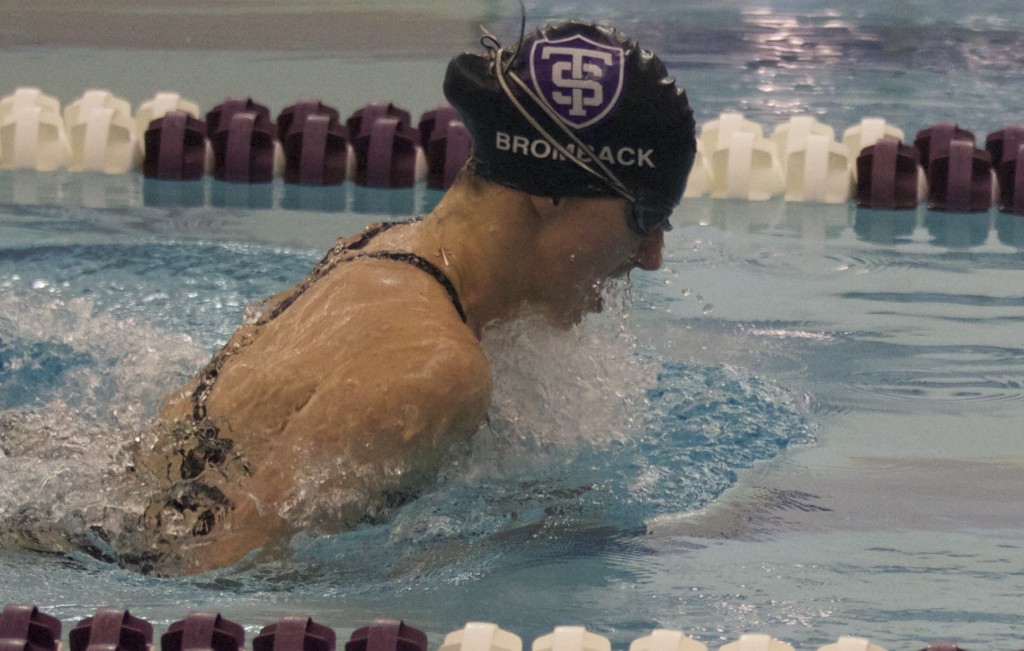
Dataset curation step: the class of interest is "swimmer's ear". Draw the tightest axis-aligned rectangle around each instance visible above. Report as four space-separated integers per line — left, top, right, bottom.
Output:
528 194 562 219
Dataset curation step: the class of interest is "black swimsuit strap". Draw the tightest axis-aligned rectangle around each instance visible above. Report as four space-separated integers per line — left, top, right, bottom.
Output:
355 251 468 323
343 219 410 251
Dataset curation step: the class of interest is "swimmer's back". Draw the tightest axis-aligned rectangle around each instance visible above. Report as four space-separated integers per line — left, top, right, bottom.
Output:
149 249 491 573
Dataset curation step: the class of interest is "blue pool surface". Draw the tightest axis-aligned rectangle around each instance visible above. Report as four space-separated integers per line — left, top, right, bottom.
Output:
2 1 1024 649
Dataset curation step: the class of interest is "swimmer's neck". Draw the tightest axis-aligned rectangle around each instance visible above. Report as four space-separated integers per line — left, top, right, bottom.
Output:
405 181 553 336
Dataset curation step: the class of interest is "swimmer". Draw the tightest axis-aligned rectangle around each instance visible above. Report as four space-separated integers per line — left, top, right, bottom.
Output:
132 19 697 575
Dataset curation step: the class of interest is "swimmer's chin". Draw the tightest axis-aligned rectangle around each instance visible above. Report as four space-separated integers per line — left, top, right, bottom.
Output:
544 297 603 329
511 290 607 330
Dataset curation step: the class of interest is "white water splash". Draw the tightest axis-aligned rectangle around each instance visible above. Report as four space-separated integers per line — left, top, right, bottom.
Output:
472 299 655 472
0 290 206 538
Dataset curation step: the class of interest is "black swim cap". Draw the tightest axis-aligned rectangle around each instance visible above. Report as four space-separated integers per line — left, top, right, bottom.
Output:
443 20 697 230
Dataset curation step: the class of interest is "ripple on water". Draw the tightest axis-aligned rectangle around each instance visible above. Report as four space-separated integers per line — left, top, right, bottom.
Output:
0 242 318 349
840 345 1024 412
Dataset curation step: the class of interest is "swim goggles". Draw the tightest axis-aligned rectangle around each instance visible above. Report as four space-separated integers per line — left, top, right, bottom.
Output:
483 32 674 236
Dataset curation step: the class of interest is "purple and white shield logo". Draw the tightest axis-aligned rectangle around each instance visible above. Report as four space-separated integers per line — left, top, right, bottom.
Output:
529 33 625 129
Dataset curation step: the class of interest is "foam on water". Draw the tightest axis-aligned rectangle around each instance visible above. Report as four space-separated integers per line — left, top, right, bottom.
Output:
0 289 201 556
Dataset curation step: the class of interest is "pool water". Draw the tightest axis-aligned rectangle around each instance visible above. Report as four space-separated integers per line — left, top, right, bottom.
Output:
2 1 1024 649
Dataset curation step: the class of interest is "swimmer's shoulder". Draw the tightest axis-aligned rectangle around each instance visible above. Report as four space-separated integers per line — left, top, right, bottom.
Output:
287 249 470 334
338 260 491 439
341 257 491 403
267 253 490 420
